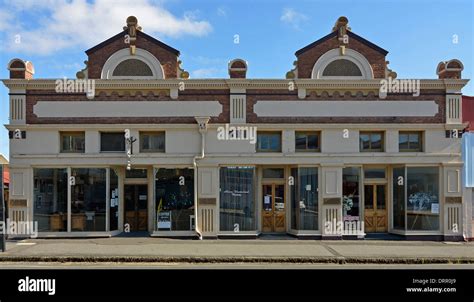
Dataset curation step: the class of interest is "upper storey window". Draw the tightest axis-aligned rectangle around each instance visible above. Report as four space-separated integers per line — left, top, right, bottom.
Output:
322 59 362 77
101 48 164 79
312 48 373 79
112 59 153 77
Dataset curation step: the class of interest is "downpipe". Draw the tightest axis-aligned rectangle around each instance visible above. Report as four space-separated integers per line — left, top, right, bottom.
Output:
193 131 206 240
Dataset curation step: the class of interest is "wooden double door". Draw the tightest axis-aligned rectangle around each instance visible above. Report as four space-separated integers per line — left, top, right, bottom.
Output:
262 184 286 233
124 184 148 231
364 184 387 233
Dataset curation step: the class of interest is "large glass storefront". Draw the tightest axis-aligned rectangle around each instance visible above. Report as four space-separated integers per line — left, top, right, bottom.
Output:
71 168 107 232
220 167 256 231
290 167 319 230
392 166 440 231
33 168 110 233
155 168 194 231
33 169 68 232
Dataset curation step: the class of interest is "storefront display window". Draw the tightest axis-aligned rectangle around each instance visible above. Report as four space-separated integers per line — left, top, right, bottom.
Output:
290 167 319 230
220 167 256 231
155 168 194 231
343 167 361 223
407 167 439 231
33 169 68 232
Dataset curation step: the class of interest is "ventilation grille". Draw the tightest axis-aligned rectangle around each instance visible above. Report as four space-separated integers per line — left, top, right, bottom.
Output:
446 204 462 234
446 95 461 124
200 207 214 233
10 96 25 123
230 95 246 123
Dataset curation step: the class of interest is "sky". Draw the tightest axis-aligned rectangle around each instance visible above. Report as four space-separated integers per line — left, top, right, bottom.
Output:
0 0 473 159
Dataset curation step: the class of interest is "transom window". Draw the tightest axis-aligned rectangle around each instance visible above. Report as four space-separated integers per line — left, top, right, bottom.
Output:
295 131 320 152
399 131 423 152
360 132 384 152
257 132 282 152
112 59 153 77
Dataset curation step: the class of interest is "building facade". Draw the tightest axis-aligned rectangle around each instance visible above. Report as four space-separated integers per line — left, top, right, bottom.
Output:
3 16 470 240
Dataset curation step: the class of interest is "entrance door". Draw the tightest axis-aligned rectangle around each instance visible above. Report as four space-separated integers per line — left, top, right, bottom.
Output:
364 184 387 232
124 184 148 231
262 184 286 233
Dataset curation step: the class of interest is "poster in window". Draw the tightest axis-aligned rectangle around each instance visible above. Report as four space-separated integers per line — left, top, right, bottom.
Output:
157 211 171 230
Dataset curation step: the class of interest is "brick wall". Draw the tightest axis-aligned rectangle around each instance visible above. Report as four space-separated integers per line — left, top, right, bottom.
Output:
87 31 178 79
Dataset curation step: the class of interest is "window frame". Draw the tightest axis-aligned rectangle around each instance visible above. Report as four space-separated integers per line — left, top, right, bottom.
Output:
100 132 126 153
139 131 166 153
256 131 282 153
359 131 385 152
295 131 321 152
60 131 85 153
399 131 423 152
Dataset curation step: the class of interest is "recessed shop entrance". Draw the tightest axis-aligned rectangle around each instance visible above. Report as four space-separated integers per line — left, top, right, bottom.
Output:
364 184 387 233
262 183 286 233
124 184 148 231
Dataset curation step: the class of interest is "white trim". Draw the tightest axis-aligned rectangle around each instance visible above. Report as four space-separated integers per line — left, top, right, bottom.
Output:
312 48 374 79
101 48 164 80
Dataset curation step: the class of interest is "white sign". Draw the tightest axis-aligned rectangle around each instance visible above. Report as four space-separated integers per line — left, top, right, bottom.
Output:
431 203 439 214
139 195 147 201
264 195 271 204
157 211 171 229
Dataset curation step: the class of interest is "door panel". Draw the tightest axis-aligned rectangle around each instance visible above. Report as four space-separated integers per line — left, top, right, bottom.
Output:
364 184 387 233
262 184 286 233
124 185 148 232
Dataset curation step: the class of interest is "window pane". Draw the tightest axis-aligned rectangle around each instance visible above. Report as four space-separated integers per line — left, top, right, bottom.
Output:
101 133 125 152
393 167 405 230
343 167 361 222
109 169 119 231
407 167 439 231
262 168 284 179
371 133 382 150
126 169 148 179
307 135 319 150
61 133 85 153
360 134 370 150
295 133 307 150
33 169 68 232
140 132 165 152
71 168 107 232
155 169 194 231
257 133 281 152
220 167 256 231
364 168 386 179
409 133 420 150
399 134 409 150
295 167 318 230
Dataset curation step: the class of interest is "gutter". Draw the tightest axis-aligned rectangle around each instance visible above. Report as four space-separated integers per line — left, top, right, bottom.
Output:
193 117 210 240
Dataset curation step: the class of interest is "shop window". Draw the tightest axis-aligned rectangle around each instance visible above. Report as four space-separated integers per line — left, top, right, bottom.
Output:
399 131 423 152
140 132 165 152
60 132 85 153
219 167 256 231
295 131 320 152
155 168 194 231
33 169 68 232
392 167 405 230
360 132 384 152
342 167 361 223
71 168 107 232
406 167 439 231
290 167 319 230
125 168 148 179
109 169 119 231
100 132 125 152
257 132 281 152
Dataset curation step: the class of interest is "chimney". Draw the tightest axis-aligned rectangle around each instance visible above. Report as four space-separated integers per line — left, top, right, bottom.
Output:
436 59 463 79
7 58 34 79
228 59 248 79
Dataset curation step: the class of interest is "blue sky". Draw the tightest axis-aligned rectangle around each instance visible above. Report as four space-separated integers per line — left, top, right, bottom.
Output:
0 0 473 159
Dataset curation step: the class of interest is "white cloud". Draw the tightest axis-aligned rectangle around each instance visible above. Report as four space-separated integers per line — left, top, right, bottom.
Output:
3 0 212 55
217 7 227 17
280 8 308 29
191 67 223 78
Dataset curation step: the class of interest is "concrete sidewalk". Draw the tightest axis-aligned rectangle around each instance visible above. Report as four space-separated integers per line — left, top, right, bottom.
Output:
1 238 473 264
